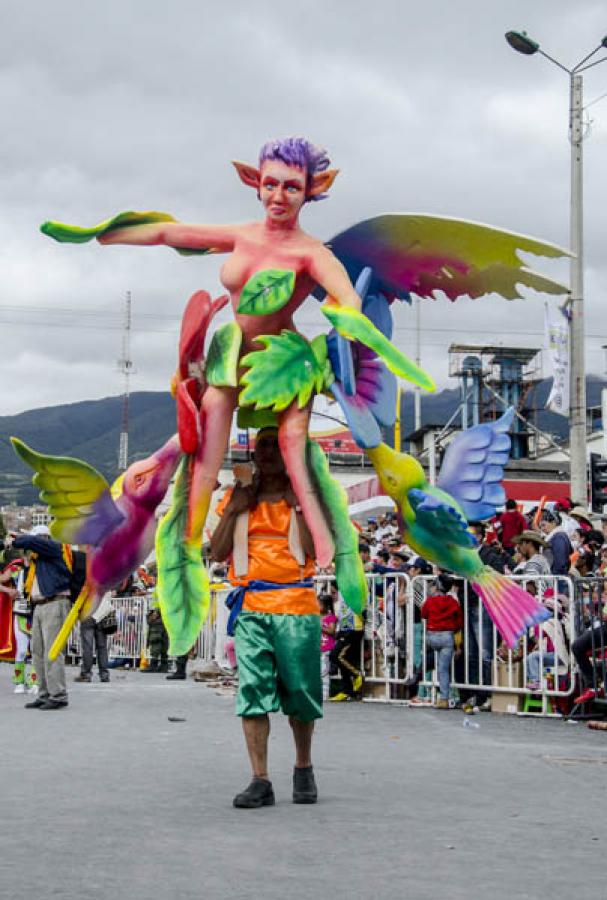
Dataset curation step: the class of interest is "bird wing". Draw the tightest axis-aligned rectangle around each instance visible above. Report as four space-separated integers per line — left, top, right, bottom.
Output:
437 408 514 522
314 213 570 303
409 488 477 550
11 438 125 546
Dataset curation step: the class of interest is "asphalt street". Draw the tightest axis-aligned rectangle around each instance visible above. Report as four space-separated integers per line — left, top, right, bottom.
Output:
1 663 605 900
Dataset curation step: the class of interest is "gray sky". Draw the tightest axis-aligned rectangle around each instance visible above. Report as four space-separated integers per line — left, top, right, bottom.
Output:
1 0 606 416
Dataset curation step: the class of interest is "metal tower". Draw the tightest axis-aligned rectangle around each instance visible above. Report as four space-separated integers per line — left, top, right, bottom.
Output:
117 291 133 471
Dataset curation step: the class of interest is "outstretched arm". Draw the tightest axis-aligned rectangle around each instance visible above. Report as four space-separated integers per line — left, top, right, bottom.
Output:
308 245 362 311
99 222 237 251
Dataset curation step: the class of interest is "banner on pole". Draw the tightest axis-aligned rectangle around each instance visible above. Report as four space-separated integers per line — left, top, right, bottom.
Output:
544 303 570 417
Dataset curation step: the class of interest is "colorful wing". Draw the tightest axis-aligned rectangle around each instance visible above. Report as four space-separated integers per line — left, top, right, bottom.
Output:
11 438 124 545
40 210 218 257
409 488 477 550
437 407 514 521
156 458 210 656
315 214 570 303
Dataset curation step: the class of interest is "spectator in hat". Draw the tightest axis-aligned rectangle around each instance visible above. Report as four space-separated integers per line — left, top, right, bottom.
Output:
401 557 433 704
570 506 592 532
512 531 551 579
540 510 573 576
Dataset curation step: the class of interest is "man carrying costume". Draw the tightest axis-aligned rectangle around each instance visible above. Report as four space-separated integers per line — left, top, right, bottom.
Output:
8 525 72 710
211 428 321 809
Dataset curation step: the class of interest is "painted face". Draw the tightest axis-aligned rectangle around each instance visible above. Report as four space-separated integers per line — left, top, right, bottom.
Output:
259 160 307 224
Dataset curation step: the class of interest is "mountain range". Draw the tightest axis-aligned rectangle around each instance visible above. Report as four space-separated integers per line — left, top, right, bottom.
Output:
1 376 605 506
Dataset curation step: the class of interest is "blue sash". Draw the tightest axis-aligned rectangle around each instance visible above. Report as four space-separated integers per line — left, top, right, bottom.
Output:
225 579 314 636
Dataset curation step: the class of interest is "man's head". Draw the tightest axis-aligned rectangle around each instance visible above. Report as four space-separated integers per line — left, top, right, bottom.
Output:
253 428 285 478
409 556 432 577
513 530 547 559
505 498 518 511
389 550 409 570
570 506 592 529
358 543 371 563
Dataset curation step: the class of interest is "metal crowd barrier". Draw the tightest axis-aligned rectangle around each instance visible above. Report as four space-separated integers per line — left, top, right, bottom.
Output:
571 577 607 713
64 573 584 717
408 574 576 716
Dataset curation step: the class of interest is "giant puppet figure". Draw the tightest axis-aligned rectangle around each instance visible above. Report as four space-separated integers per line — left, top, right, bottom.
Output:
14 137 571 655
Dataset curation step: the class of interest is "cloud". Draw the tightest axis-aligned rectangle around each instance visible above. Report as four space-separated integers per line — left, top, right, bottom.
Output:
0 0 606 416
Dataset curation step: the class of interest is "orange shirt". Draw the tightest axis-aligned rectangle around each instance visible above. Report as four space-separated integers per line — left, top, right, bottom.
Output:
216 489 318 615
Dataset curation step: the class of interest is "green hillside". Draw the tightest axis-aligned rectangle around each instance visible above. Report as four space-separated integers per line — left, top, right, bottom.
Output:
0 392 176 505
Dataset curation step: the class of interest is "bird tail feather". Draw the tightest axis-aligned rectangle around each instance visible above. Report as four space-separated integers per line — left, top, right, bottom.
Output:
471 566 550 648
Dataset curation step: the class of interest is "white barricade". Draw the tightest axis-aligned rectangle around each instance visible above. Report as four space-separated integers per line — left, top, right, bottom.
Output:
408 574 576 715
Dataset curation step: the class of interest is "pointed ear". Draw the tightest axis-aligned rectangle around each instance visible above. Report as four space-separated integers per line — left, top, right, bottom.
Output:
232 160 261 191
308 168 340 197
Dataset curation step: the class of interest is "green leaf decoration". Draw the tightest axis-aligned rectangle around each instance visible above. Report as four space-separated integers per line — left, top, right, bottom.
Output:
322 304 436 392
236 407 278 429
40 210 214 256
156 458 210 656
310 334 335 392
237 269 295 316
206 322 242 388
306 439 366 614
239 331 325 412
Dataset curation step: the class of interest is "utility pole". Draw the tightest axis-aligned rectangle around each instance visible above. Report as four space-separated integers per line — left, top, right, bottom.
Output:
117 291 133 472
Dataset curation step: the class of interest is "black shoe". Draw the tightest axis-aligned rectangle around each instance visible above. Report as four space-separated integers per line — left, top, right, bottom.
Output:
293 766 318 804
159 663 169 673
166 672 186 680
39 699 69 710
100 676 110 683
25 698 47 709
233 778 275 809
74 674 92 682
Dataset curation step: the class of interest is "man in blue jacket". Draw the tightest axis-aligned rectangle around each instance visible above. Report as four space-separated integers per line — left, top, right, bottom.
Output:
10 525 72 710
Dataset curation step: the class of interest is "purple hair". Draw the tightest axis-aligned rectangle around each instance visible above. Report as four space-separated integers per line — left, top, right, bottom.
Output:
258 137 331 202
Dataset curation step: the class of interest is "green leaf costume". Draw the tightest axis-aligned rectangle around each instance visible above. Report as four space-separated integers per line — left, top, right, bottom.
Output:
239 331 329 412
237 269 296 316
155 459 210 656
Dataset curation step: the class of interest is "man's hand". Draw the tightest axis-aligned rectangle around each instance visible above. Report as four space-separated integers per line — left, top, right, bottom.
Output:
226 484 255 515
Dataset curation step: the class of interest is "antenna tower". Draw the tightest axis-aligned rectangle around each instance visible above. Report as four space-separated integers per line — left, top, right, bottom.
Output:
117 291 134 471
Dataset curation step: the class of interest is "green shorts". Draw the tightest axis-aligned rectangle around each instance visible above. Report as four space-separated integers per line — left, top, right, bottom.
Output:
234 612 322 722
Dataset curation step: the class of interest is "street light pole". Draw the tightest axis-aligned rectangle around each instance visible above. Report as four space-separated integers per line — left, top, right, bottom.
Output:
505 31 607 504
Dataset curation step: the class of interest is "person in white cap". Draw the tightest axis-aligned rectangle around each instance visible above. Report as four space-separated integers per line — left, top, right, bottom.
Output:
7 525 73 710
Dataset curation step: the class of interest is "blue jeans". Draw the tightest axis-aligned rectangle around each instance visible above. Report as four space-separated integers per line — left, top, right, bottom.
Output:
426 631 454 701
526 650 556 683
468 600 493 692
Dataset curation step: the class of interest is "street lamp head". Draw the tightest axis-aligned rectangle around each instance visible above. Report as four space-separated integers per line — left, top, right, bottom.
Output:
505 30 540 56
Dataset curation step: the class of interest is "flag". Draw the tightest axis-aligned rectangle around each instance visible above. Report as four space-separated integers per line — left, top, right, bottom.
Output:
544 302 569 417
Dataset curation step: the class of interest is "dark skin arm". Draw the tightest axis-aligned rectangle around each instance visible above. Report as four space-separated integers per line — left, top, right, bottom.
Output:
210 486 255 562
210 484 316 562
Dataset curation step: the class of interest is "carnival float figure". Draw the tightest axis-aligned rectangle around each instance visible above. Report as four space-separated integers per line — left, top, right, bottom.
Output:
15 137 570 655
